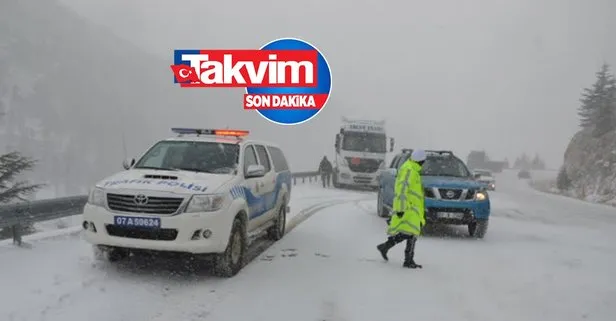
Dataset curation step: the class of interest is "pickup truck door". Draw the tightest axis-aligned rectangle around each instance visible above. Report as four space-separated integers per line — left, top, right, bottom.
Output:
253 144 277 223
242 145 264 232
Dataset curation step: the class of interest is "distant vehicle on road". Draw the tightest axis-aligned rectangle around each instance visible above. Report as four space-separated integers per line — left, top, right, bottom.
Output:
377 149 491 238
518 169 531 179
332 117 394 190
472 169 496 190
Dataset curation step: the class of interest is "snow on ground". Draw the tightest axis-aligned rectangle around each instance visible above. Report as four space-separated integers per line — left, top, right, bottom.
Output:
0 184 369 321
2 176 616 321
195 183 616 321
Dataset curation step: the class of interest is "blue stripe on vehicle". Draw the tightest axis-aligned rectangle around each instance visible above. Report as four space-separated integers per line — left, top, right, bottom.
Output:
228 170 291 220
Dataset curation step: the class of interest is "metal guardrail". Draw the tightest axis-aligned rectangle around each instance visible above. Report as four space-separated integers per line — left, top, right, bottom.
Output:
0 171 321 245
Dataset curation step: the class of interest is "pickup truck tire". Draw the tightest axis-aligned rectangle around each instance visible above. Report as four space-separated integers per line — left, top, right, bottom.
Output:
267 198 286 241
468 219 489 239
214 217 247 277
93 245 128 262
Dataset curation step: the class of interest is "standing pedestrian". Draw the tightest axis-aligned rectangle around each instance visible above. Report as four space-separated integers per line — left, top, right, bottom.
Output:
318 155 333 188
376 149 427 268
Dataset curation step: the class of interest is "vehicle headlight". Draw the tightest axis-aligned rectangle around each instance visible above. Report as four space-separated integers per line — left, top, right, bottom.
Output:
184 194 226 213
88 187 106 207
474 191 487 201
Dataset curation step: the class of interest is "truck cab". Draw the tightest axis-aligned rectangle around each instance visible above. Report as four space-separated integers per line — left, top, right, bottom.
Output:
332 118 394 189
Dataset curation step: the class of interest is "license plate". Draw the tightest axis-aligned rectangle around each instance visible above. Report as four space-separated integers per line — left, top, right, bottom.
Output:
436 212 464 219
113 216 160 228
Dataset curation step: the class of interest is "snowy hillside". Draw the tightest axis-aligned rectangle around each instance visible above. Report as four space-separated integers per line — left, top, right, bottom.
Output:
559 129 616 206
0 0 227 196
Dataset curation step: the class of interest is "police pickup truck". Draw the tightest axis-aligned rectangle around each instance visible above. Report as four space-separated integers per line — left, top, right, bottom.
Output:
82 128 292 277
377 150 491 238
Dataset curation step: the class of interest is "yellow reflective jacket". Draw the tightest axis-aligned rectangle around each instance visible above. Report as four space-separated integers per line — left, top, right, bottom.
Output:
388 159 425 236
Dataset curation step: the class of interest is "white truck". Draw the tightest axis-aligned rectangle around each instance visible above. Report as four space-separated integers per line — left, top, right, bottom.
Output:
332 117 394 189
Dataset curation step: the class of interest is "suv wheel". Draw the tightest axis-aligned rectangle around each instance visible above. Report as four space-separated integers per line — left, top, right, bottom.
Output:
267 199 286 241
214 217 247 277
468 220 489 239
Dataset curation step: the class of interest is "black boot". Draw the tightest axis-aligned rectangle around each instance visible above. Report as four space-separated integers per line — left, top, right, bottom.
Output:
403 259 422 269
403 237 422 268
376 240 395 261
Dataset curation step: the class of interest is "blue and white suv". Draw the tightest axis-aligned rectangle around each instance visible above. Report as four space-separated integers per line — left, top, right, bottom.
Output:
377 150 490 238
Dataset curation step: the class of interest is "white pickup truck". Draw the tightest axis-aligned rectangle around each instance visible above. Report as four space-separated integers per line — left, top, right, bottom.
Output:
82 128 292 277
472 169 496 191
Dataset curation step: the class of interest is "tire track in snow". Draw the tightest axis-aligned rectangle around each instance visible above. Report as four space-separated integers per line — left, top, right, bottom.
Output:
145 196 371 321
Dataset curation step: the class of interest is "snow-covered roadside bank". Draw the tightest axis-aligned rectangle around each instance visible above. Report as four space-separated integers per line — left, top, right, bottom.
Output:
528 178 616 208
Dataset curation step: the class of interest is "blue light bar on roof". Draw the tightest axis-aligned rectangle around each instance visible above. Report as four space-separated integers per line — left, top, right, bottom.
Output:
171 128 249 137
172 128 212 135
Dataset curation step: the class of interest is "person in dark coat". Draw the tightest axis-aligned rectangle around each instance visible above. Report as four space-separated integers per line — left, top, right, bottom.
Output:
318 156 333 188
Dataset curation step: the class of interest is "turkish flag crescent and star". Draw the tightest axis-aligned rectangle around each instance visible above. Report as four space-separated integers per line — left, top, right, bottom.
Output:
170 65 200 83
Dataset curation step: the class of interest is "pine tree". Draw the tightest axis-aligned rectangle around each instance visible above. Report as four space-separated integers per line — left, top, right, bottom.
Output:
0 112 43 204
556 166 571 190
0 152 43 203
577 63 616 136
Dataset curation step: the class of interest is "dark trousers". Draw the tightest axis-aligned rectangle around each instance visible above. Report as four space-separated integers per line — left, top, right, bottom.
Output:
386 233 417 261
321 173 331 187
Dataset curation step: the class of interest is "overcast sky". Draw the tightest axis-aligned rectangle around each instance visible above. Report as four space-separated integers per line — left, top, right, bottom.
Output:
60 0 616 171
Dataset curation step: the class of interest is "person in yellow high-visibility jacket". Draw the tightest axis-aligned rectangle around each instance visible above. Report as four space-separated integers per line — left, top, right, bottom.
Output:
376 149 426 268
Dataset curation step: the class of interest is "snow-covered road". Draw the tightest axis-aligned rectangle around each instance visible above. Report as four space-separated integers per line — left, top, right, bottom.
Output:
1 171 615 321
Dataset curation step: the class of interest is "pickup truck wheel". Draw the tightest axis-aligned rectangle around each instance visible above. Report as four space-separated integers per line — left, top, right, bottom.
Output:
214 218 247 277
93 246 128 262
267 199 286 241
468 220 489 239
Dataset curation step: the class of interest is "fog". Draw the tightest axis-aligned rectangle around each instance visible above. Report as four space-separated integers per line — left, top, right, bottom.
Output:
22 0 616 174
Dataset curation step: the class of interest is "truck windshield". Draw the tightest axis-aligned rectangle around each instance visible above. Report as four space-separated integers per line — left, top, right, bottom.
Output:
134 141 240 174
341 132 386 153
421 156 471 178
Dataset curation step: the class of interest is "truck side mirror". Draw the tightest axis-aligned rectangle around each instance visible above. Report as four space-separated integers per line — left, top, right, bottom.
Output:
389 138 395 152
335 134 341 152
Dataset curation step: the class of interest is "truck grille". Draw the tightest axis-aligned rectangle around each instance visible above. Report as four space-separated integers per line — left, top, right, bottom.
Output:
105 225 178 241
106 193 184 215
437 188 463 200
346 157 381 173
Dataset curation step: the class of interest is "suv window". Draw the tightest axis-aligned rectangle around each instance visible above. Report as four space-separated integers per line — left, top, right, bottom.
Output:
267 146 289 172
254 145 272 172
243 145 259 175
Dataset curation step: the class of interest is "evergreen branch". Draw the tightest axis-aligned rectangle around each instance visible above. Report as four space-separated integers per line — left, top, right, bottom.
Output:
0 181 44 203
